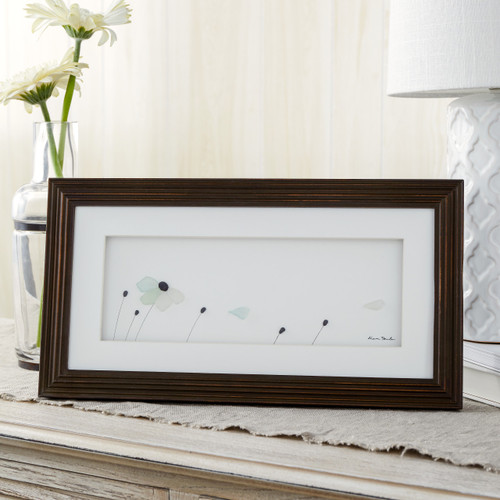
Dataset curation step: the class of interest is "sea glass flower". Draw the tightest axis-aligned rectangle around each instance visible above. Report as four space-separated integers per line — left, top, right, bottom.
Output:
25 0 132 46
0 48 87 112
137 277 184 312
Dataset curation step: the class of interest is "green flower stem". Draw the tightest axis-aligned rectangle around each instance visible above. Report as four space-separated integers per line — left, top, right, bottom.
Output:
39 101 63 178
37 101 64 347
36 40 83 350
58 38 83 165
37 104 62 345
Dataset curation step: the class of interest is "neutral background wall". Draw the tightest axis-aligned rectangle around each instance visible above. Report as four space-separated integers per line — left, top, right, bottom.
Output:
0 0 451 318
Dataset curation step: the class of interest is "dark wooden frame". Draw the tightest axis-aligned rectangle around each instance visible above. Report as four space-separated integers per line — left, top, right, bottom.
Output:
39 179 463 409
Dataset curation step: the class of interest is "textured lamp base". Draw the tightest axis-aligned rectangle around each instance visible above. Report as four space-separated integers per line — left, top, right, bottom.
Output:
448 93 500 342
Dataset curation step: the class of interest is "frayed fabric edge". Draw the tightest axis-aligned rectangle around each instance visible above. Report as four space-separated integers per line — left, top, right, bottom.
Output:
1 393 498 474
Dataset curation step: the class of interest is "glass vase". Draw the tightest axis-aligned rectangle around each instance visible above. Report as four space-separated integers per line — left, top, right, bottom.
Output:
12 122 77 369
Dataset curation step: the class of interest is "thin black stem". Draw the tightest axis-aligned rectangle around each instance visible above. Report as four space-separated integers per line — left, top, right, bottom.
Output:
273 327 286 345
312 320 329 345
125 311 140 341
186 307 207 342
311 327 324 345
186 317 200 342
135 305 154 341
113 297 126 340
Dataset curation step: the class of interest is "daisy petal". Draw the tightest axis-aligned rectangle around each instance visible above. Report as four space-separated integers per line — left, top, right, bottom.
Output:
136 276 158 292
140 288 161 305
155 292 173 312
31 17 47 33
97 29 109 46
26 0 131 45
0 49 86 108
109 29 117 46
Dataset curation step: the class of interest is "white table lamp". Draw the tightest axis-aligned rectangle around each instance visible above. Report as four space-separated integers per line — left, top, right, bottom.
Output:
387 0 500 342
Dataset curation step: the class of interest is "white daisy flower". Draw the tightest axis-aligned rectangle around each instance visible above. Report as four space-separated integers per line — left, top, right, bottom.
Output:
0 48 87 112
25 0 132 46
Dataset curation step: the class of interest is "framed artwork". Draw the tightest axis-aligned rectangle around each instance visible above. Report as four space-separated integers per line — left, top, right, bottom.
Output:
38 179 463 409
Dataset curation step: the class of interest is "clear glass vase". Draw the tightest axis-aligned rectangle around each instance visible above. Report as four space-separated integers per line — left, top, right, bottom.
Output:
12 122 77 369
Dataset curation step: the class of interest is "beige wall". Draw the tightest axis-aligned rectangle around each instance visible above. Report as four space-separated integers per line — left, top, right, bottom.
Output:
0 0 451 318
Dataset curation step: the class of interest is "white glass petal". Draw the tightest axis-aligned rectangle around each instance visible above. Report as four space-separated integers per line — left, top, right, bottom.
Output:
167 288 185 304
155 292 173 312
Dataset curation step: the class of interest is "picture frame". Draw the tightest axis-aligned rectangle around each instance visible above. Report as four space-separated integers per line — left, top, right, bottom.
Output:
38 179 463 409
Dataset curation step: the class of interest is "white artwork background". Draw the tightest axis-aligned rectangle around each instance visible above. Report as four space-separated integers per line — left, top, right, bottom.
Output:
68 206 434 378
102 236 403 346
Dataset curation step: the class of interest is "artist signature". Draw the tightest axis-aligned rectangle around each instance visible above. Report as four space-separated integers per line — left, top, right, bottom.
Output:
368 336 396 341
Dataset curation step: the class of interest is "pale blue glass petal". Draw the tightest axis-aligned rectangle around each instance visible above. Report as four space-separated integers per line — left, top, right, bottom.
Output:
156 292 173 312
229 307 250 320
168 288 185 304
140 288 161 305
137 276 158 292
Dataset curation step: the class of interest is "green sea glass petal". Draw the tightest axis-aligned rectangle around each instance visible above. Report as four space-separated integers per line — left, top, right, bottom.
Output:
137 276 158 292
140 288 161 305
229 307 250 319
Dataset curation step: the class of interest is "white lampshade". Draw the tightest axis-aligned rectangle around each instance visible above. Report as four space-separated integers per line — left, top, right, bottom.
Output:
387 0 500 97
